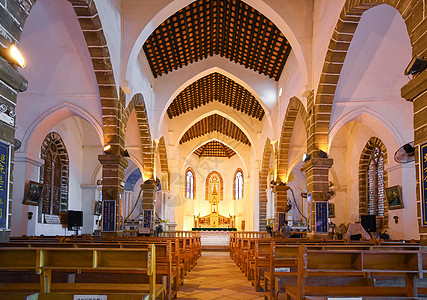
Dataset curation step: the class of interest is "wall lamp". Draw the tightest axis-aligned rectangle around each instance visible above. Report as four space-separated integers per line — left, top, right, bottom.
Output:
103 144 112 154
404 56 427 76
0 44 26 68
302 153 311 162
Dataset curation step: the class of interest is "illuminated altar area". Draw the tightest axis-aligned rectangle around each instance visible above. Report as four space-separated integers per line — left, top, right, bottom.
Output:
193 171 236 229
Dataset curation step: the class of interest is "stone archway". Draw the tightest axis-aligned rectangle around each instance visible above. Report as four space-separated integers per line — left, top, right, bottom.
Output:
277 97 309 182
259 139 274 230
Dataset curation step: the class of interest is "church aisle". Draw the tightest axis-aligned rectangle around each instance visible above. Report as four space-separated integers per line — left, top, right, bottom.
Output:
177 251 264 299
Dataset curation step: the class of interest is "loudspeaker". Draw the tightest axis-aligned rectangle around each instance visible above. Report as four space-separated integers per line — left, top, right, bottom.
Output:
405 56 427 76
361 215 376 233
67 210 83 228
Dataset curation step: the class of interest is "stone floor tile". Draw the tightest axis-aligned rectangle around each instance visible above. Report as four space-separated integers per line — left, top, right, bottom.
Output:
177 251 264 299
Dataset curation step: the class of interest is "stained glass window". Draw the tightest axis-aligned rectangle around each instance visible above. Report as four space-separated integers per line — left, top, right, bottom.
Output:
40 132 69 218
367 147 384 216
186 169 194 199
234 170 243 199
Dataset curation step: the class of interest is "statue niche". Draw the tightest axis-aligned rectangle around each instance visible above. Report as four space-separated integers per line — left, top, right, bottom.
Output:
195 171 233 228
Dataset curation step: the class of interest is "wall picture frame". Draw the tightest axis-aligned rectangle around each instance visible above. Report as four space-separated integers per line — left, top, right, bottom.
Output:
22 180 44 206
385 185 404 210
328 203 335 218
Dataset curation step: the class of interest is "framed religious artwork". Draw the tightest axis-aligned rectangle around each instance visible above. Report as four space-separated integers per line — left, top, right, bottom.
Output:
385 185 404 210
328 203 335 218
22 180 44 206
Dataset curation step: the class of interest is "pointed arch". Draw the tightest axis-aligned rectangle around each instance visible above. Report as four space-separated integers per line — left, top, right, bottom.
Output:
278 97 309 182
67 0 124 154
40 132 69 216
123 93 153 179
314 0 417 153
205 171 224 202
233 168 244 200
185 167 195 199
259 138 274 230
359 136 389 229
158 136 169 174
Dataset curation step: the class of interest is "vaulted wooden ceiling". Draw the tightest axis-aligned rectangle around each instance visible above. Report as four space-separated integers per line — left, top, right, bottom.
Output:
143 0 291 80
194 140 236 158
180 114 250 146
167 72 264 120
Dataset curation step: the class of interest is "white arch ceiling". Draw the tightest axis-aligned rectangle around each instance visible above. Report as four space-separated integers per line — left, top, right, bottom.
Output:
125 0 309 89
158 66 274 138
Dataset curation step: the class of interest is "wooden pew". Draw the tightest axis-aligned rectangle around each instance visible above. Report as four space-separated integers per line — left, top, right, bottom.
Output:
285 246 422 299
264 241 424 300
0 245 165 299
1 239 182 299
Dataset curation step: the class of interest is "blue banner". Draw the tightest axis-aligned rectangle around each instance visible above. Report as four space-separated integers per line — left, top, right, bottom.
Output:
140 209 152 234
102 200 116 232
315 201 328 233
0 141 9 229
421 142 427 226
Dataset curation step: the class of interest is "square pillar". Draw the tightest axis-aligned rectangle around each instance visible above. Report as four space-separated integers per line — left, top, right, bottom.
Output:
304 157 333 234
98 154 128 237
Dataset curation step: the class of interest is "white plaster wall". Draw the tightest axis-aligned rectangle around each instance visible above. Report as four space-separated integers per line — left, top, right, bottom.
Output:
17 0 102 157
312 0 345 92
166 102 263 160
331 5 413 146
94 0 122 91
277 52 305 132
287 115 307 180
329 120 418 240
153 58 276 140
31 117 87 236
125 110 144 169
286 165 307 223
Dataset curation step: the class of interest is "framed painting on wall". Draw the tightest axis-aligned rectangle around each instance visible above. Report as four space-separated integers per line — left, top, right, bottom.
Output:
22 180 44 206
385 185 404 210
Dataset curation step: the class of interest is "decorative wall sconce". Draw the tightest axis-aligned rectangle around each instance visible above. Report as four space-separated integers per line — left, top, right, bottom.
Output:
0 44 26 68
103 144 111 154
393 216 399 224
302 153 311 162
27 212 33 220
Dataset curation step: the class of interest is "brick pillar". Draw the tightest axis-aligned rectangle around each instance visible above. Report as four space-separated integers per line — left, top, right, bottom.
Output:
141 180 157 235
274 183 289 232
98 154 128 237
304 157 333 234
401 71 427 245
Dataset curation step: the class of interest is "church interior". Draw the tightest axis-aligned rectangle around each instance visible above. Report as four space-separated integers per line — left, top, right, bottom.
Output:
0 0 427 299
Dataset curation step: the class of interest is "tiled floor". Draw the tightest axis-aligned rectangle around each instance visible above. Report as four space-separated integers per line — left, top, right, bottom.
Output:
177 251 264 299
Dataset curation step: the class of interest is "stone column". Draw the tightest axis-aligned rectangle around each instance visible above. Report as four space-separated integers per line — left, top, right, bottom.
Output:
141 180 157 234
274 183 289 232
98 154 128 237
401 70 427 245
303 157 333 235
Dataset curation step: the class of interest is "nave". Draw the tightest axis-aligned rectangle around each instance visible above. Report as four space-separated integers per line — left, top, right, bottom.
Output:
176 251 263 300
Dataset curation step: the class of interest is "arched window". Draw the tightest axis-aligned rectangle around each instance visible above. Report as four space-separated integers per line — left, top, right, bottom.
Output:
359 137 389 228
234 169 243 199
185 167 195 199
39 132 69 218
367 147 385 216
